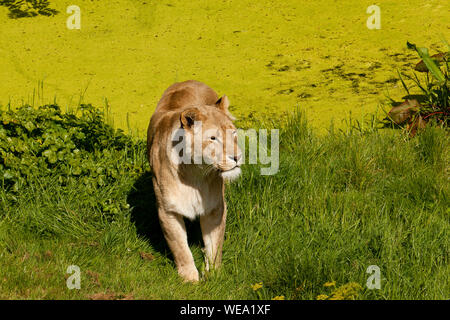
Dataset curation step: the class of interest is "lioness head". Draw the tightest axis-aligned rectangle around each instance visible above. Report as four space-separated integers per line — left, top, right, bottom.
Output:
174 95 242 181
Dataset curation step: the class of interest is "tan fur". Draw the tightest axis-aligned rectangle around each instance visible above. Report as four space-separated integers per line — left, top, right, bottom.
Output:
147 80 242 282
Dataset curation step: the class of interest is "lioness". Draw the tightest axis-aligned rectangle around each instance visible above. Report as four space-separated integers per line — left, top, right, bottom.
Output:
147 80 242 282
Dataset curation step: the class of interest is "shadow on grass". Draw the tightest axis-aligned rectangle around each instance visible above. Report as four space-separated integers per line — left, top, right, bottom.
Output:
127 171 203 258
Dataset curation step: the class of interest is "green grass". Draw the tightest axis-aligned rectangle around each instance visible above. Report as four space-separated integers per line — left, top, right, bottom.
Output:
0 106 448 300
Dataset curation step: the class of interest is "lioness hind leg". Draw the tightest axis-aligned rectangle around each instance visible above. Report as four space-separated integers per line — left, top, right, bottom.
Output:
158 209 199 282
200 206 226 271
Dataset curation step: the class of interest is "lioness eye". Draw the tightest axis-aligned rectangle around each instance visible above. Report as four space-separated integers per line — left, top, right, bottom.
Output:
210 136 216 141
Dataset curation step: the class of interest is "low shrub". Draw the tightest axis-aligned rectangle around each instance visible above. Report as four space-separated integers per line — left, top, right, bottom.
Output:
0 104 144 200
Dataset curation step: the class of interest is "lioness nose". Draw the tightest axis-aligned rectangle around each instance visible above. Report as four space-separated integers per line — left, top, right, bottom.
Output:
230 154 242 163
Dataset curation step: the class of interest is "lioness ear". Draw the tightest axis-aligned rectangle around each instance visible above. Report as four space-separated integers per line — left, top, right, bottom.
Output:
180 108 200 128
215 95 236 121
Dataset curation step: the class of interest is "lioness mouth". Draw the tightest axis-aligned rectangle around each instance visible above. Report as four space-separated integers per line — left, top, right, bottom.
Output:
221 165 240 172
220 166 241 181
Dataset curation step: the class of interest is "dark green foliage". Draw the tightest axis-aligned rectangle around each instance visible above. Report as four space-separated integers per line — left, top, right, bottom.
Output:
0 104 143 200
0 0 58 19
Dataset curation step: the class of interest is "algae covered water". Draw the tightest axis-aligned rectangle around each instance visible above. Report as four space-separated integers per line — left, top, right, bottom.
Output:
0 0 448 134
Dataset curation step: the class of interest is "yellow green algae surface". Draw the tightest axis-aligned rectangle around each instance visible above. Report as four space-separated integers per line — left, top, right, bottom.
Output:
0 0 448 136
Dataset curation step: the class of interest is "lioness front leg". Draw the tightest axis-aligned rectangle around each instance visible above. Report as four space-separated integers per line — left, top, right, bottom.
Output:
158 209 199 282
200 205 227 271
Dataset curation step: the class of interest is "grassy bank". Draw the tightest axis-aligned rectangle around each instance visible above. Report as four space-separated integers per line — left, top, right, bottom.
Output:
0 105 448 299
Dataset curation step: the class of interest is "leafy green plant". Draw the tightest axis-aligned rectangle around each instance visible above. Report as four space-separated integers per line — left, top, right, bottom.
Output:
384 41 449 135
0 104 143 201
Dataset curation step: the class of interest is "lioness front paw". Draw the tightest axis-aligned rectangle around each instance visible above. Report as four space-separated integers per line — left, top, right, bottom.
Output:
178 266 199 282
